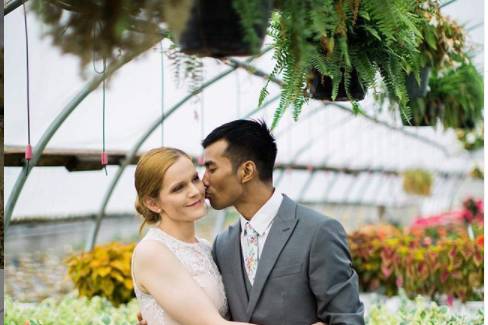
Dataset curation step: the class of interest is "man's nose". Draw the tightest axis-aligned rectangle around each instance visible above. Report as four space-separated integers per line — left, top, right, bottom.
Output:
202 171 209 186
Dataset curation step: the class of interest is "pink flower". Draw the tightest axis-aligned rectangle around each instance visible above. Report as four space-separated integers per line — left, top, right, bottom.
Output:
396 276 403 288
447 295 454 306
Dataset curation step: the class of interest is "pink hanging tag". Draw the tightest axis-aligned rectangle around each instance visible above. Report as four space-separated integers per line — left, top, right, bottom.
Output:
197 155 205 166
101 152 108 166
25 144 32 160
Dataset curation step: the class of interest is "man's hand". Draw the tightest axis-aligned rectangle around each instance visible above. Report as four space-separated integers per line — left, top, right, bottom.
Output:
136 312 147 325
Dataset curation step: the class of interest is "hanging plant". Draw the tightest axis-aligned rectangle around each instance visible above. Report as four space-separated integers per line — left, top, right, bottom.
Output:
375 1 470 126
401 61 483 128
166 0 272 57
166 43 204 94
407 0 466 102
456 124 484 151
469 165 484 180
392 61 483 129
31 0 173 72
429 62 484 130
403 169 433 196
260 0 423 128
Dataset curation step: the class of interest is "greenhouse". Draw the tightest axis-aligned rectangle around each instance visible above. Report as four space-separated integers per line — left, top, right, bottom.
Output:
3 0 485 324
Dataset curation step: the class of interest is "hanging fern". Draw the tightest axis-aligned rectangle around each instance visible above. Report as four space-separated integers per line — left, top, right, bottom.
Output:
233 0 271 53
263 0 423 128
166 43 203 95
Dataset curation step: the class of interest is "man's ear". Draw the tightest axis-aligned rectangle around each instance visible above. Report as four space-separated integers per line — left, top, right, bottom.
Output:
143 196 162 214
239 161 257 184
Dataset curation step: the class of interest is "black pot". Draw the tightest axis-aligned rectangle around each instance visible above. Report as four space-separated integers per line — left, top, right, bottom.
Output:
309 69 366 101
176 0 271 57
406 66 431 100
401 99 436 127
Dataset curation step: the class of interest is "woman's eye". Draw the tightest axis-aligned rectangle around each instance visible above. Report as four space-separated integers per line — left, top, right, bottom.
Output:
193 175 200 182
172 186 183 192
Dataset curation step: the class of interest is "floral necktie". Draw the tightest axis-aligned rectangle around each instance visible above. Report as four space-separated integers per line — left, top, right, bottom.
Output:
244 222 259 285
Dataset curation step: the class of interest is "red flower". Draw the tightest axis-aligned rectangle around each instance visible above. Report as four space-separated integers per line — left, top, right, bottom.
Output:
476 235 484 247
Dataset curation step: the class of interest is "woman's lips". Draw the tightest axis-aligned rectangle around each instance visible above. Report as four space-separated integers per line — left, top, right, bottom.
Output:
187 199 203 207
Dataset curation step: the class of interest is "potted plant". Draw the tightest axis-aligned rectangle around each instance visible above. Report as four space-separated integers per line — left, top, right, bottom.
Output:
402 169 433 196
432 62 484 130
260 0 423 128
457 124 484 151
469 165 484 180
166 0 272 57
31 0 170 71
400 61 483 129
405 0 466 102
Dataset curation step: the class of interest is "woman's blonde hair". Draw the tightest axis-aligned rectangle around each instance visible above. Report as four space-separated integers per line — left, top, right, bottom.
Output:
134 147 191 233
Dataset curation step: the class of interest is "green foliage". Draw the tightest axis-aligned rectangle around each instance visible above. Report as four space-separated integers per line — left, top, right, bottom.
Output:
262 0 423 128
233 0 269 53
457 126 484 152
375 1 475 128
65 242 135 307
427 62 484 130
404 61 484 128
367 291 485 325
411 0 467 73
349 226 484 302
5 293 139 325
166 43 204 94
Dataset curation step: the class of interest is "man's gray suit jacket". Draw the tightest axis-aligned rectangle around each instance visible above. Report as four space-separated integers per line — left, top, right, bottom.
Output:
212 194 364 325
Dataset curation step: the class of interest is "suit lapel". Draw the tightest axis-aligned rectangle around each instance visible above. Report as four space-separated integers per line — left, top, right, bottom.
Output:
245 195 298 319
228 221 249 307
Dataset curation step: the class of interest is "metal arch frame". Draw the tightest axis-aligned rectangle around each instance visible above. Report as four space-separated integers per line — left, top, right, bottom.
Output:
6 18 477 241
274 113 356 185
4 42 161 232
295 116 364 202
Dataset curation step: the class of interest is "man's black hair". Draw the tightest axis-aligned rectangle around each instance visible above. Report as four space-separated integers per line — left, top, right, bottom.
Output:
202 119 277 182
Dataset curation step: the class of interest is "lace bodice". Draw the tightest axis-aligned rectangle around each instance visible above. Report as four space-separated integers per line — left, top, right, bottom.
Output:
132 228 228 325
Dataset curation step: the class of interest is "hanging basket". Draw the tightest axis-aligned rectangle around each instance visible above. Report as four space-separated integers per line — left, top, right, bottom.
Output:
402 169 433 196
308 69 366 101
406 66 431 100
169 0 272 58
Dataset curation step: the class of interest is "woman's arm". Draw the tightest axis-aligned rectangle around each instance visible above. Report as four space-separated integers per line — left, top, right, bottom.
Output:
133 240 233 325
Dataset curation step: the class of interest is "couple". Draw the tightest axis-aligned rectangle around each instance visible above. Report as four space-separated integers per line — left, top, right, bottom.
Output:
131 120 364 325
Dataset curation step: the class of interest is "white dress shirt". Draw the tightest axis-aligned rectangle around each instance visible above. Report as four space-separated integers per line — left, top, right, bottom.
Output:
240 190 283 264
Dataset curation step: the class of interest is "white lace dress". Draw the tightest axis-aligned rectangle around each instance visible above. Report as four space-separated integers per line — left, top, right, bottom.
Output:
131 227 228 325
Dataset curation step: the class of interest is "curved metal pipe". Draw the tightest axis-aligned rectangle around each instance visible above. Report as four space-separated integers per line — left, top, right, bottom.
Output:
5 42 160 232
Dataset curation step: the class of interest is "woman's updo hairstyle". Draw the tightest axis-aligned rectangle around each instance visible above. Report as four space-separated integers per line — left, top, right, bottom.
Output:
134 147 191 232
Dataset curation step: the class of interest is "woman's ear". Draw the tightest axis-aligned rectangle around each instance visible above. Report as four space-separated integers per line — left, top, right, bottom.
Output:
143 196 162 214
239 161 257 184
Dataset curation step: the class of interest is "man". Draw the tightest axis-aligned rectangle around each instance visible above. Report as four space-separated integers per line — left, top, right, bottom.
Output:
139 119 364 324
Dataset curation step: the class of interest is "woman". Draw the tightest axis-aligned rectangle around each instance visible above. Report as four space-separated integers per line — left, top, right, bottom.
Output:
132 147 248 325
